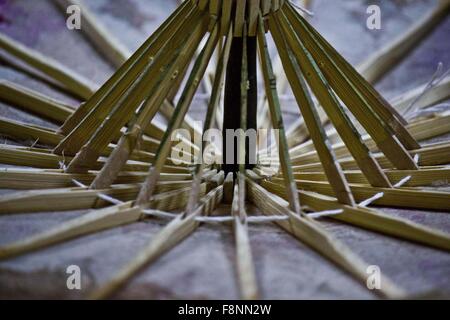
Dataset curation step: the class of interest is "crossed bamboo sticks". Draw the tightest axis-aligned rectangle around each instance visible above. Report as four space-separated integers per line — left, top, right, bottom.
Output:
0 0 449 300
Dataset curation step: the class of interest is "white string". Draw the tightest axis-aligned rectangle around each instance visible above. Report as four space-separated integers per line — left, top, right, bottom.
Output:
72 179 124 206
307 209 344 219
358 153 420 207
394 175 412 188
358 192 384 208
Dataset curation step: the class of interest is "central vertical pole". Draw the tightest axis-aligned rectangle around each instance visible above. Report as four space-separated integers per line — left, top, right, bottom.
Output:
223 36 257 178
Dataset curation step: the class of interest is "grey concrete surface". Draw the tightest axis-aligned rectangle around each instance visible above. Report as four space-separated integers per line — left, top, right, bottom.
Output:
0 0 449 299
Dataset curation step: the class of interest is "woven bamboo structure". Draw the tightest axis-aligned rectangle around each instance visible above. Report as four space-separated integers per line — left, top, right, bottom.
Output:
0 0 449 299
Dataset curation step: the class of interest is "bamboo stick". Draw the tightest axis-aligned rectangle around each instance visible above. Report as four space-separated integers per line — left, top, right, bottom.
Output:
89 184 223 299
64 14 208 173
284 0 450 148
53 0 131 68
0 169 192 190
269 13 355 206
135 23 219 206
0 33 98 100
262 180 450 252
257 15 303 212
269 177 450 211
232 179 259 300
283 7 418 171
185 25 233 214
274 11 392 188
0 80 74 124
247 178 405 299
0 181 203 214
357 0 450 84
55 1 195 147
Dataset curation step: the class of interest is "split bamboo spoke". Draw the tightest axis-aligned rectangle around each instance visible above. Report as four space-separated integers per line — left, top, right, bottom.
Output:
64 15 209 173
269 13 355 206
185 24 233 214
283 6 420 170
274 11 392 188
247 178 406 299
55 0 195 147
261 180 450 252
257 13 303 212
0 33 98 100
232 176 259 300
89 184 223 300
135 23 220 206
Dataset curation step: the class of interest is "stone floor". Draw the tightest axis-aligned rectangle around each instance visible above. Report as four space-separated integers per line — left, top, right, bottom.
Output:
0 0 449 299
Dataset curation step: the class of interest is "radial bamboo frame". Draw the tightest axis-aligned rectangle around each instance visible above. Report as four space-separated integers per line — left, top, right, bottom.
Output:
0 0 449 300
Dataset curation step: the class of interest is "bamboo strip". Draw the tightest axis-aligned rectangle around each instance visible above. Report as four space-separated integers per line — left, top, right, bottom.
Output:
186 25 233 214
89 184 223 299
357 0 450 84
0 33 98 100
135 23 220 206
53 0 131 68
247 178 405 299
55 1 195 147
0 80 74 124
270 178 450 211
0 117 63 146
283 7 418 170
0 181 204 214
232 179 259 300
86 21 211 185
269 14 355 206
0 201 141 261
274 11 391 187
257 15 303 212
234 0 247 37
0 169 192 190
262 180 450 252
290 114 450 166
64 15 208 173
284 0 450 147
287 4 417 147
292 168 450 188
0 145 191 173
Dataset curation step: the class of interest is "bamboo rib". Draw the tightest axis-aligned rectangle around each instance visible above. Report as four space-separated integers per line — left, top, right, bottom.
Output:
257 14 303 212
135 23 219 207
52 0 131 68
288 113 450 164
0 80 74 124
0 181 206 214
89 184 223 300
0 117 63 146
232 179 259 300
270 178 450 211
274 11 391 188
357 0 450 84
284 0 450 148
88 21 212 187
285 5 420 157
0 169 192 190
247 178 406 299
0 144 192 173
261 180 450 252
0 33 98 100
292 168 450 188
283 7 418 171
64 14 209 173
55 1 195 147
269 13 355 206
185 25 233 214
